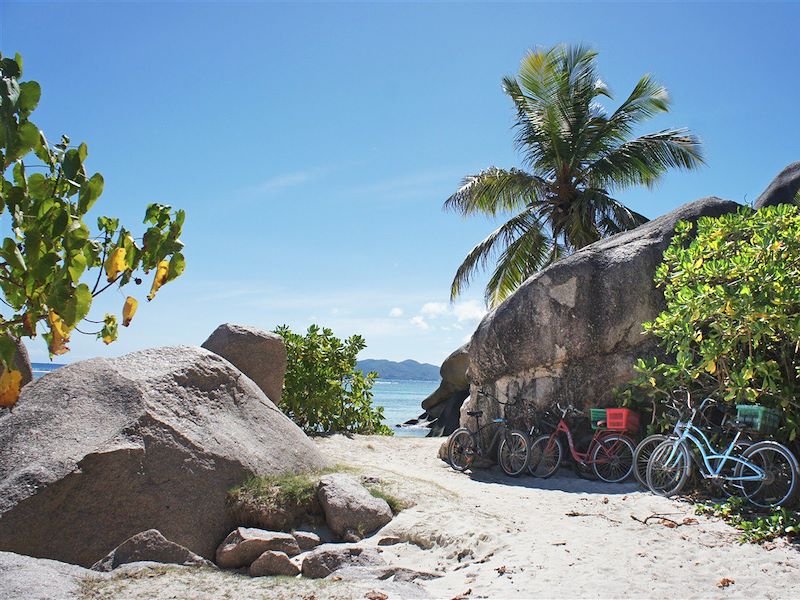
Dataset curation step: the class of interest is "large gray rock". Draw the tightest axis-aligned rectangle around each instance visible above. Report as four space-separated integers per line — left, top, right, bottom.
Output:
0 551 98 600
754 161 800 209
202 323 287 402
416 343 470 437
300 544 384 579
0 345 328 567
216 527 300 568
92 529 214 572
317 474 392 539
13 339 32 390
465 197 742 427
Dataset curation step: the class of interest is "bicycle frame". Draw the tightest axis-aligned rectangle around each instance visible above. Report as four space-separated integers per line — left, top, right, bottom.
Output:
544 417 619 465
470 417 513 458
662 400 766 482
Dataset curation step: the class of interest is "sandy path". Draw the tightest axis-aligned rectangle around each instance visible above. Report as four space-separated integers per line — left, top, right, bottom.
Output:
314 434 799 599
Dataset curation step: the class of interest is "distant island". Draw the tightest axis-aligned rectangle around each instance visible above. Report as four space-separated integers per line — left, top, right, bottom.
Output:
356 359 440 381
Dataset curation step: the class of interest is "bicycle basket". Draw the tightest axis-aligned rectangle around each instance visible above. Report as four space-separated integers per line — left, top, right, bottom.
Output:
736 404 781 434
589 408 607 430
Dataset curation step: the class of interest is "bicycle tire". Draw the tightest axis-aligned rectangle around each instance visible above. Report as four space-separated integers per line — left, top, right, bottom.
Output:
646 439 692 496
633 434 668 488
529 434 563 478
735 441 799 508
447 428 476 472
592 434 636 483
498 429 530 477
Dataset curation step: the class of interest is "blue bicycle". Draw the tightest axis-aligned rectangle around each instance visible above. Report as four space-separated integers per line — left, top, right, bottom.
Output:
646 393 799 508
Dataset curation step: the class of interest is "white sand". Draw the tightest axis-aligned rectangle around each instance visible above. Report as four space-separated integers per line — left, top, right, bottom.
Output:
82 434 799 599
314 434 799 599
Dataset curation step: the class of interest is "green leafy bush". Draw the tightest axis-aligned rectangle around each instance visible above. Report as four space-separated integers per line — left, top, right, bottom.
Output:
619 205 800 439
275 324 392 436
0 52 185 406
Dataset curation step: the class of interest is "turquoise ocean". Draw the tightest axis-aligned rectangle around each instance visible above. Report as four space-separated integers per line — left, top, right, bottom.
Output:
32 363 436 437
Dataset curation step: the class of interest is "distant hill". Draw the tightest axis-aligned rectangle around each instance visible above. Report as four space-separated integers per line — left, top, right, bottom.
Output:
356 359 440 381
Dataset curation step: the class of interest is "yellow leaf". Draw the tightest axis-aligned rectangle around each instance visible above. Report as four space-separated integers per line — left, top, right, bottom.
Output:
122 296 138 327
48 311 71 356
648 377 657 387
693 257 704 269
0 368 22 407
104 247 126 282
102 335 114 345
743 368 754 381
147 260 169 301
724 301 734 316
705 361 717 374
693 331 703 342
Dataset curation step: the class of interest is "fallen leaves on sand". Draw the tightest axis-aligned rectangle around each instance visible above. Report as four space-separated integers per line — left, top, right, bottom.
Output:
495 565 508 575
365 592 388 600
565 511 621 524
717 578 735 588
451 590 472 600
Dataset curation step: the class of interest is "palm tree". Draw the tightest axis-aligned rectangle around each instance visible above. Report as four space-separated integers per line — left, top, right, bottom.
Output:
446 44 704 307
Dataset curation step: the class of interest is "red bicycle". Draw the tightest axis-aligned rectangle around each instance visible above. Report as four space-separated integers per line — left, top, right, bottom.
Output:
529 403 636 482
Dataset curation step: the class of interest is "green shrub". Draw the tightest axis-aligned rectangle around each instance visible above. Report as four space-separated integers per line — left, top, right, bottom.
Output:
274 324 392 436
619 205 800 440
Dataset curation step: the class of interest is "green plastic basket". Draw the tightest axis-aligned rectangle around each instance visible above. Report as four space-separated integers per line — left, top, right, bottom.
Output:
589 408 607 430
736 404 781 434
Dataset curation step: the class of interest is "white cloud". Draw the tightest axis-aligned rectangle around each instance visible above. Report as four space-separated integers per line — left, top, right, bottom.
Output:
453 300 486 322
420 302 449 318
410 316 430 330
389 307 404 318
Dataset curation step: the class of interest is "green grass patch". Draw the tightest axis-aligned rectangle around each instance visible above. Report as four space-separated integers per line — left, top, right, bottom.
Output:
696 496 800 543
365 485 411 514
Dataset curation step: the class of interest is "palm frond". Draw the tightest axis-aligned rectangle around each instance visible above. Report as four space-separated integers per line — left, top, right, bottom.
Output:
443 167 547 216
484 222 551 307
583 129 705 191
449 208 543 301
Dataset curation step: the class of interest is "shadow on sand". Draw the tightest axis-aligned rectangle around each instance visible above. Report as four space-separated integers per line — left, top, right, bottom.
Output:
461 464 641 496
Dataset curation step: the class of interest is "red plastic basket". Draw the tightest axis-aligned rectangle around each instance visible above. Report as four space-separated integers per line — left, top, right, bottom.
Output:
605 408 639 433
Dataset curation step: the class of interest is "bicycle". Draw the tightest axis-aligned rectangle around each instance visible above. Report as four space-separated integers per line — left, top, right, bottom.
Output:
529 403 636 483
447 391 530 477
633 391 751 489
646 394 799 508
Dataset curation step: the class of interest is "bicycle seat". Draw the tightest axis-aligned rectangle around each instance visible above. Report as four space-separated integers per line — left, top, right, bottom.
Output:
467 410 483 418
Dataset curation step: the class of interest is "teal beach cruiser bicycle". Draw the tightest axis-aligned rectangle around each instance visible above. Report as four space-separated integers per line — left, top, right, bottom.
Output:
646 394 799 508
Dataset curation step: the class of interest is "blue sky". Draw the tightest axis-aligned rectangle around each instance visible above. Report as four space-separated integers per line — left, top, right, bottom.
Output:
1 1 799 365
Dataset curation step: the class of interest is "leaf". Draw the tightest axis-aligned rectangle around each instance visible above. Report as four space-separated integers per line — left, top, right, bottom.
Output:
78 173 104 214
0 368 22 407
147 260 169 301
167 252 185 281
67 252 87 282
122 296 138 327
104 247 126 282
61 284 92 326
2 238 26 272
16 81 41 116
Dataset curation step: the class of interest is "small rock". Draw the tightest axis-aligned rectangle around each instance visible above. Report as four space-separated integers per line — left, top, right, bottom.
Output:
249 551 300 577
216 528 300 569
317 474 392 539
377 536 402 546
92 529 213 572
301 544 384 579
292 531 322 551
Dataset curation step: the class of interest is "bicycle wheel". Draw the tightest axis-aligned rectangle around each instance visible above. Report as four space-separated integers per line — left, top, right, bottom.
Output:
447 428 476 472
592 434 636 483
646 440 691 496
633 434 668 487
735 441 799 508
498 429 530 477
529 435 563 478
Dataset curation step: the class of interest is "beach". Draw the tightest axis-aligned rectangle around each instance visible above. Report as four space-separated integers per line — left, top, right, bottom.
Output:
81 434 800 599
